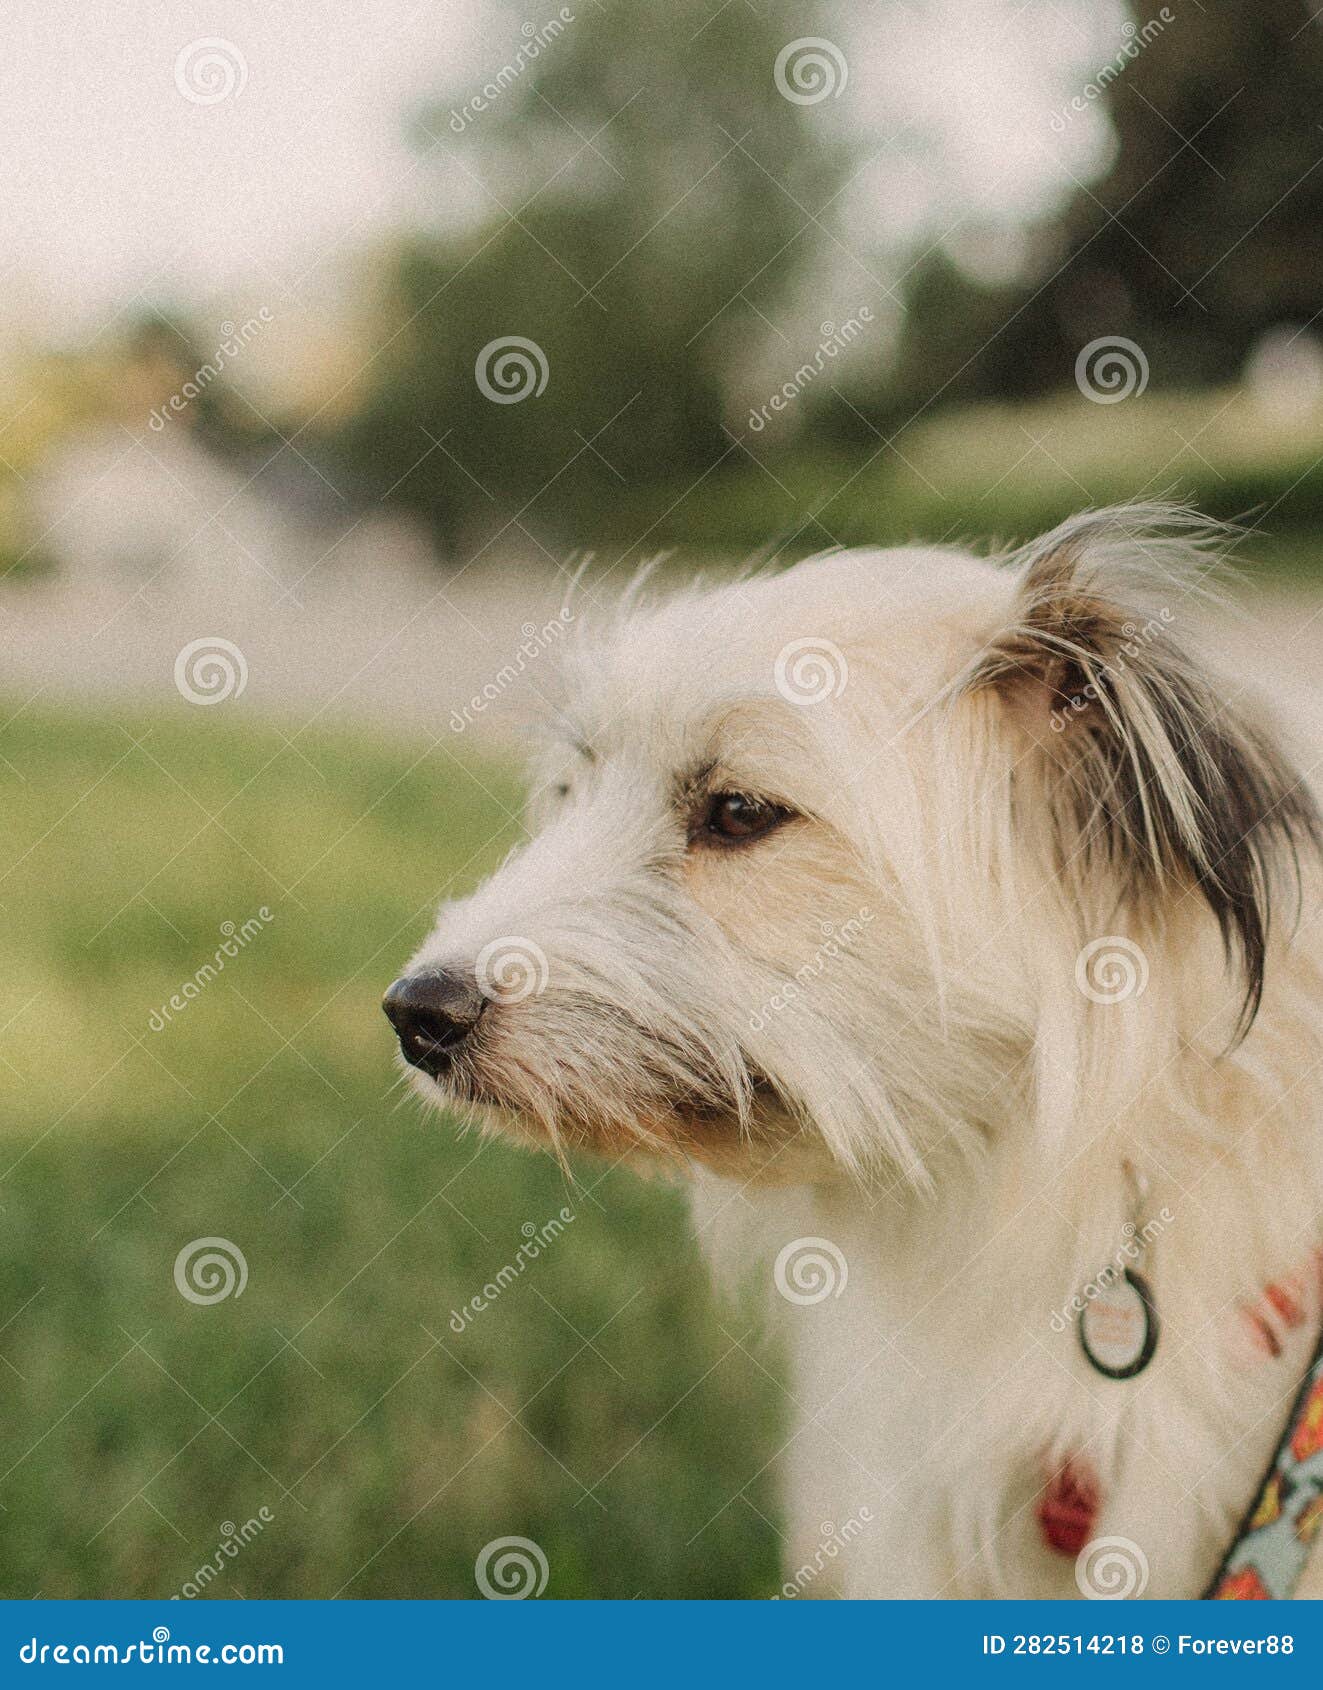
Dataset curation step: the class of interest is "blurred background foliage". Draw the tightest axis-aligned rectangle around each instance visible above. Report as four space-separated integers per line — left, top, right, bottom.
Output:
331 0 850 541
7 0 1323 569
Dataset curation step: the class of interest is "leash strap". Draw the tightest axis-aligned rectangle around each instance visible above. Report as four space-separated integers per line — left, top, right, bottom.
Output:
1204 1327 1323 1598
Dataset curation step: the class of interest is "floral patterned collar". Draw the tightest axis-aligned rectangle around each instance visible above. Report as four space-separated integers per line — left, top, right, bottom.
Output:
1206 1329 1323 1599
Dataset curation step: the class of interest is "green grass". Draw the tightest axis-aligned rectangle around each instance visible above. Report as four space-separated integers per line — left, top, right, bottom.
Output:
0 702 784 1599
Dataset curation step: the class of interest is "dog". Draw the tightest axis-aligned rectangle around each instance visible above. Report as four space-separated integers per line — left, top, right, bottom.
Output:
384 505 1323 1599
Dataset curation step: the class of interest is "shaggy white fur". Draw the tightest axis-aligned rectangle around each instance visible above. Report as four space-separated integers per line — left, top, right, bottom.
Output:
389 506 1323 1599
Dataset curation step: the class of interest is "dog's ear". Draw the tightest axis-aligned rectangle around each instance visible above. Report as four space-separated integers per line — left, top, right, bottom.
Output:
967 505 1320 1037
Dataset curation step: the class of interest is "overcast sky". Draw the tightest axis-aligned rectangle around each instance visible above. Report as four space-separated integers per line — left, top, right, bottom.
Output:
0 0 1125 347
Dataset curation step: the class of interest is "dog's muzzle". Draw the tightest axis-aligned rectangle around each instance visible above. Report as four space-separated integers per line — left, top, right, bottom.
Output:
382 968 486 1078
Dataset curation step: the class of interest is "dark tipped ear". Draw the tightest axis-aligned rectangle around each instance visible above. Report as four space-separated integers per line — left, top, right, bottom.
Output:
968 506 1321 1037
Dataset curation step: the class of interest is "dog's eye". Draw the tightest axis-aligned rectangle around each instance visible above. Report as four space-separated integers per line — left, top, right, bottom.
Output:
703 792 788 845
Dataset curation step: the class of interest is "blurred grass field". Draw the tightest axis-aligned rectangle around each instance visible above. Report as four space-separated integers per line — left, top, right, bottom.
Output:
0 702 784 1599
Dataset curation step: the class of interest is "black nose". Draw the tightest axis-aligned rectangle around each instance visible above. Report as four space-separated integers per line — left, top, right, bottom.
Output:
382 970 485 1075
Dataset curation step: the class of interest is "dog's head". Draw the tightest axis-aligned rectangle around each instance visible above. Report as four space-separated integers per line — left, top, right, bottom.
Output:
385 507 1319 1187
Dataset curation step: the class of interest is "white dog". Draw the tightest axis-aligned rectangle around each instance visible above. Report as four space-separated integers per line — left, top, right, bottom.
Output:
385 506 1323 1599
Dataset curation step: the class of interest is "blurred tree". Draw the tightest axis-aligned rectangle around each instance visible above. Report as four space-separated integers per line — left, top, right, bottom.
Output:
330 0 845 548
879 0 1323 425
